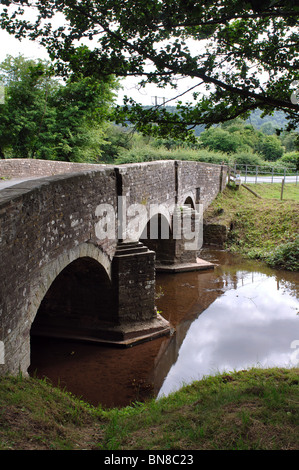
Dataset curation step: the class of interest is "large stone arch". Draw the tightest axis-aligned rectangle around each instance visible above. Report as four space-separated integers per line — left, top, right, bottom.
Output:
28 243 112 327
25 243 112 374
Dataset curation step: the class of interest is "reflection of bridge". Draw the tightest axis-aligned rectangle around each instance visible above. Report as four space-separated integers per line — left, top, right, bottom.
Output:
0 159 227 376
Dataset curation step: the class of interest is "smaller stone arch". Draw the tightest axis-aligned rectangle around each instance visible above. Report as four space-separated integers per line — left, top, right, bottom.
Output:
125 202 172 243
178 191 196 210
183 196 195 209
139 212 175 265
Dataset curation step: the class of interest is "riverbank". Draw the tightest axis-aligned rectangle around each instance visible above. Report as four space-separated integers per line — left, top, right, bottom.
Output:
203 183 299 271
0 367 298 450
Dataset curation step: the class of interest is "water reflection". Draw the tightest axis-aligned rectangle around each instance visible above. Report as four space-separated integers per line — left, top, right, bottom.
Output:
29 249 299 407
158 270 299 398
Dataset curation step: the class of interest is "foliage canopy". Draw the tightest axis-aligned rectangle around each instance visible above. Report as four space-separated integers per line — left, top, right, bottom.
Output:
0 0 298 140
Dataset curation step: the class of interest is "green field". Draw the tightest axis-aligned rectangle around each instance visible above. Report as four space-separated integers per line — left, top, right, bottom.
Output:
248 183 299 201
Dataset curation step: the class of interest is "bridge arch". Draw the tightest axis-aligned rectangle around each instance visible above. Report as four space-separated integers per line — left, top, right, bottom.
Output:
180 191 196 210
28 243 113 368
139 212 175 265
125 202 172 243
183 196 195 209
28 242 112 325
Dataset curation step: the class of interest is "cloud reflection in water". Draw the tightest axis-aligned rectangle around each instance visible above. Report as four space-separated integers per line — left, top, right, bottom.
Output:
158 272 299 398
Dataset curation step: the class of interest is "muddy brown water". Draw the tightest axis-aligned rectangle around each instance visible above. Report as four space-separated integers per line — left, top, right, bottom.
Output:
29 249 299 408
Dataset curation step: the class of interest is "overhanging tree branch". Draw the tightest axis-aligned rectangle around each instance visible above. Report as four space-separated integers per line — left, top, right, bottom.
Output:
1 0 298 137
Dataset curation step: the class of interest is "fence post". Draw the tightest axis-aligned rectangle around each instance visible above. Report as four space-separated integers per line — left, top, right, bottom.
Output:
255 166 258 184
245 165 248 183
281 178 285 200
271 167 274 184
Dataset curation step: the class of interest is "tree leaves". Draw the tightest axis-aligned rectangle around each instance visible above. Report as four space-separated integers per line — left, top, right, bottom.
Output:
1 0 298 138
0 55 118 160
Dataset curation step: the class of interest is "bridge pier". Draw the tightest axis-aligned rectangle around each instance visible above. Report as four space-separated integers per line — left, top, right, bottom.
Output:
142 205 214 273
108 241 171 345
31 241 171 347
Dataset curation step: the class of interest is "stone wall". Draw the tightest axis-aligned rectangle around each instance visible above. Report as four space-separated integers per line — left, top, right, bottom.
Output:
0 168 117 374
178 160 227 210
203 223 228 247
117 160 227 240
0 159 227 213
117 160 177 206
118 159 227 210
0 158 111 179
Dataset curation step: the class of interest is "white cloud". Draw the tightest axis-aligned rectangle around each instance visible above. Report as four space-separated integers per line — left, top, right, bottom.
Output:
158 273 299 398
0 30 49 62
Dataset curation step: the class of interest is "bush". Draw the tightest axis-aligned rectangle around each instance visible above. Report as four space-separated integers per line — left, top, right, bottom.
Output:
278 152 299 171
233 151 264 166
265 238 299 271
99 124 132 162
200 127 243 153
257 134 284 161
115 145 230 165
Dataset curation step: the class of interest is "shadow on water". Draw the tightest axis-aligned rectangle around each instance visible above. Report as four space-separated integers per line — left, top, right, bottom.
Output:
29 248 299 408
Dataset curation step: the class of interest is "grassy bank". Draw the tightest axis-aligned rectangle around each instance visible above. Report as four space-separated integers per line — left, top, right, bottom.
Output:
0 367 298 450
204 183 299 271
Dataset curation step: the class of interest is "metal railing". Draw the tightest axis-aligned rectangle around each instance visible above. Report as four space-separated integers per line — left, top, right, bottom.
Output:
230 164 298 184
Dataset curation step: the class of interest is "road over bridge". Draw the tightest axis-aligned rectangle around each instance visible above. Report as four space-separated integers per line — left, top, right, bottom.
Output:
0 158 227 376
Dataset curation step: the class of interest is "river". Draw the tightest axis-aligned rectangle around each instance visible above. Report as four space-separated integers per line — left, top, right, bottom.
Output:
29 248 299 408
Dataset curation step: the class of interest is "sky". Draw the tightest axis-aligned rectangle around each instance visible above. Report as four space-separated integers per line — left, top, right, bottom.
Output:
0 30 48 62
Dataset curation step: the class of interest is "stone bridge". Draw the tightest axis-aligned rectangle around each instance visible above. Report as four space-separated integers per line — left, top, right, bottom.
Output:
0 158 227 376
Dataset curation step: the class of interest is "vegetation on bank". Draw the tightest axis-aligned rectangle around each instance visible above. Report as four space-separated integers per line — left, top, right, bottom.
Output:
204 183 299 272
113 130 299 170
0 367 298 450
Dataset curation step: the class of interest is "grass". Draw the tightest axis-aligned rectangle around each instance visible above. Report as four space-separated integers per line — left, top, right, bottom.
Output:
204 183 299 270
250 183 299 201
0 374 102 450
0 367 298 450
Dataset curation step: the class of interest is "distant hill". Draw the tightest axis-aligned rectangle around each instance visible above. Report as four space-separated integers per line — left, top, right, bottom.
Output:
245 109 288 130
149 106 290 136
193 109 292 136
120 105 294 136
